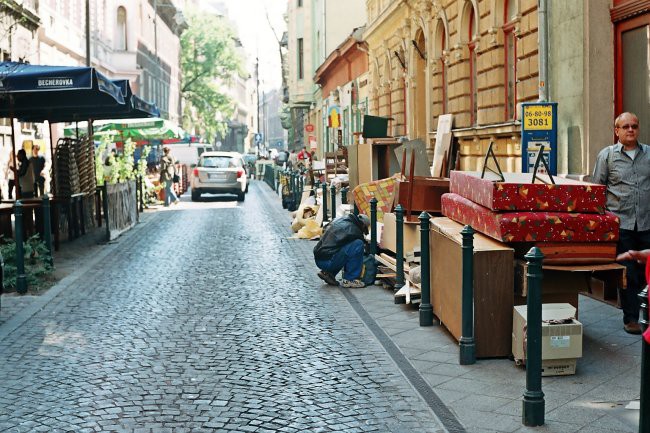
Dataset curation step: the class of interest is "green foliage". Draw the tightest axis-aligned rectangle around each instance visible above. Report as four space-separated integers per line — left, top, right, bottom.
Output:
181 8 243 142
0 235 53 291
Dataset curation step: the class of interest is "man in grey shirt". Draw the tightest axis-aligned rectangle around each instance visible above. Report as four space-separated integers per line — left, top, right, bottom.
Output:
593 112 650 334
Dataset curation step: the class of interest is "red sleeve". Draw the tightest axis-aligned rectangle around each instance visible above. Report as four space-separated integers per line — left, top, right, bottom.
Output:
646 259 650 288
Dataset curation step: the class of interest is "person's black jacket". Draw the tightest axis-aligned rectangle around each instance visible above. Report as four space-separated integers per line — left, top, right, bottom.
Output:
313 214 366 261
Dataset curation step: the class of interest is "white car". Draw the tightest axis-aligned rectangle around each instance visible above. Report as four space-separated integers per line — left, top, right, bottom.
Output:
190 151 249 201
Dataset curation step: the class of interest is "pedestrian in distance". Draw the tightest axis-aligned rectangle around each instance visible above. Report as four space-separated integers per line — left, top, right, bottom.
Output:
6 152 15 199
313 213 370 288
30 144 46 196
160 146 179 206
16 149 35 199
297 146 310 169
287 149 298 170
593 112 650 334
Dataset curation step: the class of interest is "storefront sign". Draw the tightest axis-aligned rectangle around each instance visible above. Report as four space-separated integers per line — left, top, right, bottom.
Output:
37 77 74 88
328 106 341 128
305 124 314 132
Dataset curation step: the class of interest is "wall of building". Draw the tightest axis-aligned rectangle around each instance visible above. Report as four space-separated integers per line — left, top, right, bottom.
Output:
548 0 584 175
364 0 541 173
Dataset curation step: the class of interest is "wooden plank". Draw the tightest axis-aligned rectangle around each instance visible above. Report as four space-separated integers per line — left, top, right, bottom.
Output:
377 273 397 278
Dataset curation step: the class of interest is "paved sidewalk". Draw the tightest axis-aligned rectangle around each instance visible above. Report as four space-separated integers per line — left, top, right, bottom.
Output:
261 183 642 433
0 211 156 330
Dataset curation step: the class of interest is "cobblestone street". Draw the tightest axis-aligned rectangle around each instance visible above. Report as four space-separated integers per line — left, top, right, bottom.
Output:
0 182 446 433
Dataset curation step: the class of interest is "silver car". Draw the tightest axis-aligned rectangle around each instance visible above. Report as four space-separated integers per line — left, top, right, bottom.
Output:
190 151 249 201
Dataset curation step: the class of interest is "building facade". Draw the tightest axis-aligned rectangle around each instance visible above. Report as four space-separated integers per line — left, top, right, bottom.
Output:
364 0 540 172
286 0 366 151
313 28 369 158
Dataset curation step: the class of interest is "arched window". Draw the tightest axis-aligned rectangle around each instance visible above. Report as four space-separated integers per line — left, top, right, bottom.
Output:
434 20 448 114
117 6 127 51
503 0 517 120
468 7 478 125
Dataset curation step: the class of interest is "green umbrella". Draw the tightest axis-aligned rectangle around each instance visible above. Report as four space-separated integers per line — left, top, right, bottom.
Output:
64 118 186 141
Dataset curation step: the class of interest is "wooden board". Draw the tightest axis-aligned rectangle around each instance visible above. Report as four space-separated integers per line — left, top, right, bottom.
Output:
431 114 453 177
394 139 430 177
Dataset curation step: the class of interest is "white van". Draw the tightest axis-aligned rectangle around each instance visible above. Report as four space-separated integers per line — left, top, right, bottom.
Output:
166 143 214 167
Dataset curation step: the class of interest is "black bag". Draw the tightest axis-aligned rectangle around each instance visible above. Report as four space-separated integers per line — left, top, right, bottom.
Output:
360 254 378 286
172 173 180 183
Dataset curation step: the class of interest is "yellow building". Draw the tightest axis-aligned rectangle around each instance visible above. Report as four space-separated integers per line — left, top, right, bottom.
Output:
364 0 540 172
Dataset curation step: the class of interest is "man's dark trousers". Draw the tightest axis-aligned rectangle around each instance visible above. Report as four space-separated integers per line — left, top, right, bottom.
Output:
617 229 650 324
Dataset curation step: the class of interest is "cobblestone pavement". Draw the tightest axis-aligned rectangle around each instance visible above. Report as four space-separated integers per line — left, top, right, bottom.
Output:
0 182 446 433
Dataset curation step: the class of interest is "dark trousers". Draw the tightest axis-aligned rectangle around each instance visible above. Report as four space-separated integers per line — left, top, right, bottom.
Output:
617 229 650 324
8 179 15 199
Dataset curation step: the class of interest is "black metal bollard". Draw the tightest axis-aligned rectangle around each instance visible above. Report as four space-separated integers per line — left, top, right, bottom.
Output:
522 247 545 427
290 172 297 211
419 211 433 326
14 201 27 295
395 204 405 304
341 187 349 205
322 182 328 223
369 197 378 255
459 225 476 365
330 184 337 221
639 287 649 433
102 183 110 241
42 196 54 267
138 175 144 213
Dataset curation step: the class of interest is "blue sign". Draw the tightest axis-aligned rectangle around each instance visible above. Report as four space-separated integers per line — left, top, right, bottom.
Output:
521 102 558 175
254 133 263 144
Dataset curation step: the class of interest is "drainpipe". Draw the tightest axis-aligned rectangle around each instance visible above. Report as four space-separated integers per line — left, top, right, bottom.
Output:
538 0 549 102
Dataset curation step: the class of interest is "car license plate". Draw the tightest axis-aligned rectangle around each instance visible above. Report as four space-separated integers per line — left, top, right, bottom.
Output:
209 173 227 180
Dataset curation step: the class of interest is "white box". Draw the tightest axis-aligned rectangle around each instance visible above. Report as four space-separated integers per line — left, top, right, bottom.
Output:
512 303 583 376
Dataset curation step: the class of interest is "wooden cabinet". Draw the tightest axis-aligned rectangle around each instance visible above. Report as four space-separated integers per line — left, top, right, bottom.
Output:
430 217 514 358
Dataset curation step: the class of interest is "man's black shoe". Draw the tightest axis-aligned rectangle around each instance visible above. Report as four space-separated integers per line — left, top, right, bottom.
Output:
318 271 339 286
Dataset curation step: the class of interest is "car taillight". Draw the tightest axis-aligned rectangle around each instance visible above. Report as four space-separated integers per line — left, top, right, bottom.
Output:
237 169 244 178
193 168 199 177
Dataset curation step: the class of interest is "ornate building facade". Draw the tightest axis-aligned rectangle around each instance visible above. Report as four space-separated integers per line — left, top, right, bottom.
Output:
364 0 540 172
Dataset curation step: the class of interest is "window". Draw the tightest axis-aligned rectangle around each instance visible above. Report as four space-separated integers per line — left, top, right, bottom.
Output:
298 0 303 6
116 6 127 50
434 21 448 114
504 0 517 120
468 9 478 125
297 38 304 80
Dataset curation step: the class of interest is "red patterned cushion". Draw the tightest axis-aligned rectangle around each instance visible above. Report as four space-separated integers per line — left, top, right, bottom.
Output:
441 193 619 243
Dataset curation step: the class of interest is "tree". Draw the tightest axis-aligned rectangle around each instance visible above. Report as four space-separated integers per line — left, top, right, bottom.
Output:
180 9 243 143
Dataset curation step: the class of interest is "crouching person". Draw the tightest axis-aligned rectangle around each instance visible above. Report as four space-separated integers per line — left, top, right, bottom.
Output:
313 213 371 288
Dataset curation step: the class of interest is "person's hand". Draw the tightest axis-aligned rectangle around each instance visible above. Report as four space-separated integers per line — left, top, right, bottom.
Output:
616 249 650 264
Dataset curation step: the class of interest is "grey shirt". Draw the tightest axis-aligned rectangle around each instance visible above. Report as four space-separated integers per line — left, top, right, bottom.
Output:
592 142 650 231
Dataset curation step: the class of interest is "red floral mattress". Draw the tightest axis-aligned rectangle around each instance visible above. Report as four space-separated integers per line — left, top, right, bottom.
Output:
441 193 619 243
450 171 606 213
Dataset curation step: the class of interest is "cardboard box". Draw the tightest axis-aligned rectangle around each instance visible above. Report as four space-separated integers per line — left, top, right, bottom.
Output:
431 217 514 358
380 212 420 255
512 303 583 376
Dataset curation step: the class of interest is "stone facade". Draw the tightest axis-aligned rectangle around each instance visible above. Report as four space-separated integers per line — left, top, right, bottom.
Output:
364 0 541 172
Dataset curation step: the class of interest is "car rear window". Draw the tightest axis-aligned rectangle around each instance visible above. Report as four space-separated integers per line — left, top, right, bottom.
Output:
200 156 242 168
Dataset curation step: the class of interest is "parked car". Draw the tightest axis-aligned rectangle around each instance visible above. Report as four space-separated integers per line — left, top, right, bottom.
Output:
190 151 249 201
